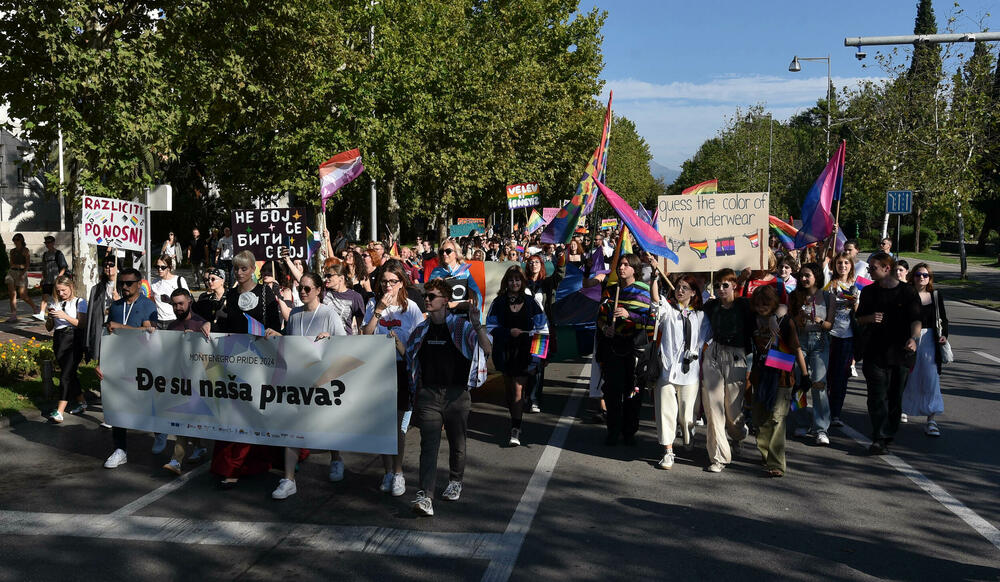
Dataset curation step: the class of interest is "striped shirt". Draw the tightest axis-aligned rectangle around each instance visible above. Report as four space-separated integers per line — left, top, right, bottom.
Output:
600 281 654 341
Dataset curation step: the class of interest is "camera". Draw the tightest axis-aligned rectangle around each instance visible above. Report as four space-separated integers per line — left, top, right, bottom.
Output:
855 49 867 61
682 350 699 364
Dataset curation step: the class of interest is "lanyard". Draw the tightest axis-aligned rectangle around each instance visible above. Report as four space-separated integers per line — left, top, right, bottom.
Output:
303 307 320 336
123 298 138 326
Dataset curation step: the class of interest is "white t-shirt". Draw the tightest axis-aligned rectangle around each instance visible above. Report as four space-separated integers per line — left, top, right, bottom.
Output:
217 236 234 261
151 276 188 322
363 298 424 361
286 304 346 337
854 260 870 280
53 297 88 330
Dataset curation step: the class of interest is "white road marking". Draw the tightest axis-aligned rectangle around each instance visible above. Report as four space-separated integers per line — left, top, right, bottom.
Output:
0 509 500 558
838 423 1000 552
110 465 209 517
480 364 588 582
973 351 1000 365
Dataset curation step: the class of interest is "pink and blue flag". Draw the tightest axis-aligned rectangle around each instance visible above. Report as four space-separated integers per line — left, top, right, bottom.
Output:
765 349 796 372
855 276 873 291
594 180 678 263
245 314 266 337
637 203 655 228
319 149 365 212
794 140 846 248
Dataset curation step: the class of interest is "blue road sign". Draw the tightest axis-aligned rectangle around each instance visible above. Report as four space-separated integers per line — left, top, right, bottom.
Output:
886 190 913 215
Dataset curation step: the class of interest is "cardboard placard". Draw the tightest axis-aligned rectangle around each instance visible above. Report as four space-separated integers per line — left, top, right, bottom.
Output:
657 192 769 271
506 182 540 209
232 207 308 260
81 196 147 252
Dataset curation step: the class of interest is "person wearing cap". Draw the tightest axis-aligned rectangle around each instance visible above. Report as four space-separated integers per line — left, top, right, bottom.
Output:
39 235 68 318
193 267 228 327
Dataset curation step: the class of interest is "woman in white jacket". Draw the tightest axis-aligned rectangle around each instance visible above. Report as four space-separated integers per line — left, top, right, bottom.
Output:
653 275 706 470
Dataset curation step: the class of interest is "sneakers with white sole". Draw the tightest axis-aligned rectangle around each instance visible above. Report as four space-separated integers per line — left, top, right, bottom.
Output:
49 410 64 423
530 404 541 414
272 478 297 500
412 491 434 516
850 363 858 377
509 428 521 447
707 462 724 473
163 459 182 475
379 473 393 493
442 480 462 501
104 449 127 469
151 433 168 454
658 452 675 470
900 413 908 423
816 432 830 446
329 460 345 482
391 473 405 497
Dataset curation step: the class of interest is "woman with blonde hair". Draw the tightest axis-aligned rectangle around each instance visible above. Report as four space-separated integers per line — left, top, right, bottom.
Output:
46 275 88 423
824 251 858 426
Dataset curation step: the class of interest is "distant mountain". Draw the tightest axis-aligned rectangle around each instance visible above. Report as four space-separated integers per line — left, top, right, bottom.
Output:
649 160 680 185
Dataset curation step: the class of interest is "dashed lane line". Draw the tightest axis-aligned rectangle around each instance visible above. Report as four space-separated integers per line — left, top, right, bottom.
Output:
973 351 1000 365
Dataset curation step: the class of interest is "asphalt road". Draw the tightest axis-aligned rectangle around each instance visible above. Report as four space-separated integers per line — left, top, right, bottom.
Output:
0 298 998 581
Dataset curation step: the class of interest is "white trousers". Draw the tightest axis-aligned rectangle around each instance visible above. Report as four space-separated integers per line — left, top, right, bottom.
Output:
653 381 700 446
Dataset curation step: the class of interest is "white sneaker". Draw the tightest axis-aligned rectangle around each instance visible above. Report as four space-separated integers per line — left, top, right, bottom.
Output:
530 404 541 414
187 447 208 462
442 480 463 501
707 462 724 473
100 422 113 429
329 460 345 482
379 473 393 493
151 433 168 454
850 363 858 377
272 478 297 500
412 491 434 516
49 410 64 423
816 432 830 446
900 413 908 423
162 459 182 475
391 473 405 497
658 452 675 470
509 428 521 447
695 418 705 427
104 449 127 469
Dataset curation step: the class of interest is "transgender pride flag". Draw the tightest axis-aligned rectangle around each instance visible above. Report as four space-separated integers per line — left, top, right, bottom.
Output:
794 140 846 249
319 149 365 212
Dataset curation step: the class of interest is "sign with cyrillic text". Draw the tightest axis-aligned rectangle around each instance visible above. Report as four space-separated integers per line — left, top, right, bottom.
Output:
81 196 147 252
100 330 398 453
232 207 308 260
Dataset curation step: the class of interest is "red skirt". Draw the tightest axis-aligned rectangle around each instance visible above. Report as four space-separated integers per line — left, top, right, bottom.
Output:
210 442 311 478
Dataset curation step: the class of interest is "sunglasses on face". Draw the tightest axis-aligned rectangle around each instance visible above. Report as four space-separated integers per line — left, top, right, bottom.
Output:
119 280 139 287
441 248 455 255
423 292 444 301
914 272 930 279
323 273 336 279
299 286 315 293
155 265 168 270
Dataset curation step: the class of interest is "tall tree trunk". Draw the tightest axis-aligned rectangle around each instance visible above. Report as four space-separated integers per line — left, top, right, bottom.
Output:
914 204 922 252
437 208 449 243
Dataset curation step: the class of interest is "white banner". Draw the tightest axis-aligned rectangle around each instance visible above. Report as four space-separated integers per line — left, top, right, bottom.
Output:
100 330 399 454
657 191 769 272
81 195 148 252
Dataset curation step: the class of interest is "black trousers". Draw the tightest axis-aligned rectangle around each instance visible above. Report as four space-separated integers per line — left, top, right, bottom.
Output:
602 353 641 440
415 385 471 494
863 361 909 444
53 328 83 402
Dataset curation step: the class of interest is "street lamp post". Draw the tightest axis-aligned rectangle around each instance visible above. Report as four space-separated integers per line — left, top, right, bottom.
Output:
788 54 831 156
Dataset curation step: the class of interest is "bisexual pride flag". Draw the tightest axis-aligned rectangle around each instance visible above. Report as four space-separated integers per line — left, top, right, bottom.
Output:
319 149 365 212
855 276 873 291
594 180 678 263
794 140 846 248
765 349 795 372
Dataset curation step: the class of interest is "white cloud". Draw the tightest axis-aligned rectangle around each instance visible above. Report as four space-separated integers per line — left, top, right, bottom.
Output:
603 75 886 168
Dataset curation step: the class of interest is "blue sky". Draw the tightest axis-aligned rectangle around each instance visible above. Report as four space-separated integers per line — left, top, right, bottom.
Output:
585 0 997 169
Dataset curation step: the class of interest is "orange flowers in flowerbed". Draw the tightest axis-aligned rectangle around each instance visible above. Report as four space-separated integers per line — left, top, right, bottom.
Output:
0 338 55 381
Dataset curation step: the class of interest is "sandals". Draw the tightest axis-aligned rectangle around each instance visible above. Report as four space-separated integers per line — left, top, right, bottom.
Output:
766 468 784 478
925 420 941 437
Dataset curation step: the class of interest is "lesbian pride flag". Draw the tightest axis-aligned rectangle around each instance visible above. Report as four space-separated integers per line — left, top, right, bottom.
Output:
794 140 846 249
319 149 365 212
682 179 718 195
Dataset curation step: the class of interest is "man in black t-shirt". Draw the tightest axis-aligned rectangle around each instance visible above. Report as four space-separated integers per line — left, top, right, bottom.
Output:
856 252 921 455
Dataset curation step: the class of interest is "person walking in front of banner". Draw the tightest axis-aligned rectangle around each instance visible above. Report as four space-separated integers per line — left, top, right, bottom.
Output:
407 278 491 516
749 286 805 477
701 268 754 472
46 276 87 423
100 268 159 469
272 273 348 499
211 250 282 487
486 266 549 446
652 275 705 468
161 287 210 475
429 239 482 310
5 232 39 321
595 254 655 447
523 251 565 413
902 263 948 437
84 255 120 416
855 252 921 455
150 255 188 326
789 262 835 446
193 267 227 326
363 262 424 497
824 252 858 427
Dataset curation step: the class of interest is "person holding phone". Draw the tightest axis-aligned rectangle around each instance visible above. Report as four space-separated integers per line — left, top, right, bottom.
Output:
46 276 88 423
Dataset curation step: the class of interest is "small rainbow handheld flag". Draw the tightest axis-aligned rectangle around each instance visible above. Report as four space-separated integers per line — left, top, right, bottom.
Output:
245 314 266 337
789 389 809 412
530 334 550 359
682 179 718 195
139 279 154 299
526 209 546 234
764 349 795 372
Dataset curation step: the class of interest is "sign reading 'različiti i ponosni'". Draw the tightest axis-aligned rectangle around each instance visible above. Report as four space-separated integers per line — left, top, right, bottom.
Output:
80 195 148 252
506 182 540 209
232 207 308 260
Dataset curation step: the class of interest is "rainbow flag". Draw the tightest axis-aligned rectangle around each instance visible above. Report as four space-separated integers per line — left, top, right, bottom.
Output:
606 228 632 287
789 390 809 412
715 237 736 257
769 216 798 250
526 209 546 234
594 180 678 263
541 92 613 243
389 241 401 258
795 140 846 248
319 149 365 212
245 314 266 336
682 179 718 195
530 334 550 359
139 279 154 299
765 349 795 372
688 240 709 259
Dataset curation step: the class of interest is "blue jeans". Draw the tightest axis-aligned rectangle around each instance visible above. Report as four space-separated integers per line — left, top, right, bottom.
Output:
799 330 831 433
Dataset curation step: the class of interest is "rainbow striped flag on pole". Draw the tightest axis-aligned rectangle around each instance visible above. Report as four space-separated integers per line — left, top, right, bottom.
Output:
768 216 798 250
319 149 365 212
526 209 546 234
681 179 718 195
530 334 550 359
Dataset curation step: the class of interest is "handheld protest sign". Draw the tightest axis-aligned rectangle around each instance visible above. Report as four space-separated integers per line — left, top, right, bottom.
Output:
232 207 308 261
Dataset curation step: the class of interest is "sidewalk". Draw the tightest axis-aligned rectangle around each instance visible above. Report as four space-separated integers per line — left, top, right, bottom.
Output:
898 255 1000 311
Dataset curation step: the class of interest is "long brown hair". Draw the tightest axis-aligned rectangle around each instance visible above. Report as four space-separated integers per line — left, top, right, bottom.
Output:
497 265 529 297
376 261 410 306
908 262 935 292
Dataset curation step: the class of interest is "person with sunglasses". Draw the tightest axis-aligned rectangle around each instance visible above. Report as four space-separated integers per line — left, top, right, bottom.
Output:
901 263 948 437
100 267 159 469
193 267 228 326
429 239 482 311
363 261 424 498
700 268 754 473
406 278 491 516
321 263 365 334
150 255 189 326
84 255 120 375
271 272 348 500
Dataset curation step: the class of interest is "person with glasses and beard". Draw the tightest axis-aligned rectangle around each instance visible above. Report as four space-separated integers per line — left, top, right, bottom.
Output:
99 267 159 469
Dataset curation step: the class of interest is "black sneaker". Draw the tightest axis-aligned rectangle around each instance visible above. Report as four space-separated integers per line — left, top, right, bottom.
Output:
868 441 888 455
